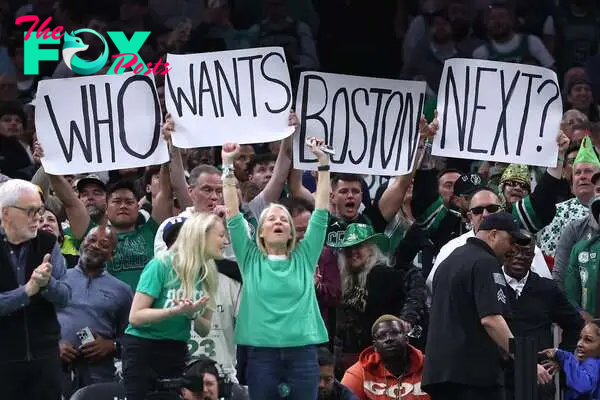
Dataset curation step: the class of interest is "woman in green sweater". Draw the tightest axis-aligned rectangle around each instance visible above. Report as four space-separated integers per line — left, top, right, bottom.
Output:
121 213 225 400
222 138 330 399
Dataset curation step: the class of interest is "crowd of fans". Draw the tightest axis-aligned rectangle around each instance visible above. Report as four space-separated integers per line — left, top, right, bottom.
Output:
2 0 600 399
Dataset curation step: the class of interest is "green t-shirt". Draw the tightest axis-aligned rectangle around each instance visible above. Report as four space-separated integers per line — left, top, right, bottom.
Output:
565 236 600 316
74 218 159 291
125 257 205 342
227 208 329 347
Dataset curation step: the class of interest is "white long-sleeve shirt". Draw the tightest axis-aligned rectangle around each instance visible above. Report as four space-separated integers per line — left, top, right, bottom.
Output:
427 230 552 291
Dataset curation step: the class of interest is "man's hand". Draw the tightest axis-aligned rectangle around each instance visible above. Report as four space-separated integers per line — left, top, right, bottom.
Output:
398 319 412 333
32 254 52 287
81 333 115 362
60 342 80 363
24 279 40 297
581 310 594 323
541 359 560 376
537 363 553 385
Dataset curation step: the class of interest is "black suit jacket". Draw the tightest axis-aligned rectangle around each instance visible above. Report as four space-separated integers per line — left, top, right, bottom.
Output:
506 272 583 352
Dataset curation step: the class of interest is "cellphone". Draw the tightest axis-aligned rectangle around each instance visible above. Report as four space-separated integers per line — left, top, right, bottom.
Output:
305 138 335 155
76 327 94 346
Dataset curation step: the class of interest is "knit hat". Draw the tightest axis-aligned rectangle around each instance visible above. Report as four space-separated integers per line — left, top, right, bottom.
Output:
0 101 26 126
371 314 401 335
499 164 530 187
574 136 600 168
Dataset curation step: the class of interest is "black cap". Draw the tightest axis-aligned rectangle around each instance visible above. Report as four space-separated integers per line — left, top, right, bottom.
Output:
76 174 107 193
454 173 485 197
591 196 600 224
478 212 531 245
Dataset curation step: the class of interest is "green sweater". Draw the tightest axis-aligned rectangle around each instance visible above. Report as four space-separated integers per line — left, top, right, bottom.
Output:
565 236 600 316
227 208 329 347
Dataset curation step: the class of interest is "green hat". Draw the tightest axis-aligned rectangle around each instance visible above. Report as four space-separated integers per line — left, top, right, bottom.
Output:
331 223 389 254
499 164 530 186
574 136 600 168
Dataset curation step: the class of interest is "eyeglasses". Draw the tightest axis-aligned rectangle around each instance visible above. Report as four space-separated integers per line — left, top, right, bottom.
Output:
9 205 45 218
504 180 530 190
469 204 501 215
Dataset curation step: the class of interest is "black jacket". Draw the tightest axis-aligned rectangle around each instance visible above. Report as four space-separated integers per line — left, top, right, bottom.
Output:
336 263 427 354
0 231 61 362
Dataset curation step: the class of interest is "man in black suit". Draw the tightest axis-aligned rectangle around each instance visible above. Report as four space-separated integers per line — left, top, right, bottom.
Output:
503 239 584 400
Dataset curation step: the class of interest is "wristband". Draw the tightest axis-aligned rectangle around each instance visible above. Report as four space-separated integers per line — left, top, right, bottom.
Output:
318 165 330 171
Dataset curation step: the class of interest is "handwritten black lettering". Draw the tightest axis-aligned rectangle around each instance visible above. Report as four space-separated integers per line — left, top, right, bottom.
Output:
468 67 496 154
261 52 292 114
515 72 542 156
536 79 561 151
491 69 520 156
329 88 350 164
168 53 292 120
297 74 424 174
45 86 93 163
441 66 470 151
89 83 115 162
198 61 219 118
349 88 369 164
440 61 561 160
214 59 241 117
117 75 161 159
166 64 197 117
299 74 328 163
368 88 391 168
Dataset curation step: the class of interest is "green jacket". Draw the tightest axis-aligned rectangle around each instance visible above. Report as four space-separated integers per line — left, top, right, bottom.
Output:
565 235 600 316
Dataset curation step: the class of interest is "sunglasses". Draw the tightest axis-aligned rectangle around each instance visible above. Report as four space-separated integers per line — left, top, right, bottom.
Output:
469 204 501 215
504 180 530 190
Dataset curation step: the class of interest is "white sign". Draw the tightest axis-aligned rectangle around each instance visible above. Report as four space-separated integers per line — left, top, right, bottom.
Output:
432 58 563 168
293 72 426 176
35 73 168 175
165 47 294 148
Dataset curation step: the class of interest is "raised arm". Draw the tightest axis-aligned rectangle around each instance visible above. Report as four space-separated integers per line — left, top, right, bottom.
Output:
260 113 298 203
288 167 315 205
162 113 193 209
150 163 174 224
34 142 91 239
378 115 437 221
222 143 241 219
310 137 330 210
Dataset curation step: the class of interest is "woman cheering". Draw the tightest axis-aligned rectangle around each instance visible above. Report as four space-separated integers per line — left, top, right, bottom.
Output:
222 138 330 399
122 214 225 400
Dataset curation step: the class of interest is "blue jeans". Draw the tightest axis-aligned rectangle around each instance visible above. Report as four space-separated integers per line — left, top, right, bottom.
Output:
246 345 319 400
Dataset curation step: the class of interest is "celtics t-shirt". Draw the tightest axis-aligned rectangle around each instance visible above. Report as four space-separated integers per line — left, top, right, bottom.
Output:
326 205 387 248
125 257 206 342
74 218 159 291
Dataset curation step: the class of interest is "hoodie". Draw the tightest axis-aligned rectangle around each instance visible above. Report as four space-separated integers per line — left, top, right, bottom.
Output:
341 345 431 400
555 349 600 400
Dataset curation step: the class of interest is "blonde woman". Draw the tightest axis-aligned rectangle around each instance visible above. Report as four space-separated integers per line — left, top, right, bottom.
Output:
222 138 330 399
121 213 226 400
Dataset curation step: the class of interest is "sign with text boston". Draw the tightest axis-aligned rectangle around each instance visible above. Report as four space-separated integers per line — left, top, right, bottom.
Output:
35 72 169 175
165 47 295 148
432 58 563 168
293 71 427 176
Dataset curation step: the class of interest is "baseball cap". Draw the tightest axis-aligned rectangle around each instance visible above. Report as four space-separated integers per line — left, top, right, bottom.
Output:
76 174 107 193
163 216 188 247
454 173 485 197
478 212 531 245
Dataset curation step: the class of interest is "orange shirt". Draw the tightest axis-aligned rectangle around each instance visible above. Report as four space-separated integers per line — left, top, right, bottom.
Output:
342 345 431 399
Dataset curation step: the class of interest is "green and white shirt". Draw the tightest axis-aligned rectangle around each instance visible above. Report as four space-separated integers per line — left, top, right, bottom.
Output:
538 198 589 257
